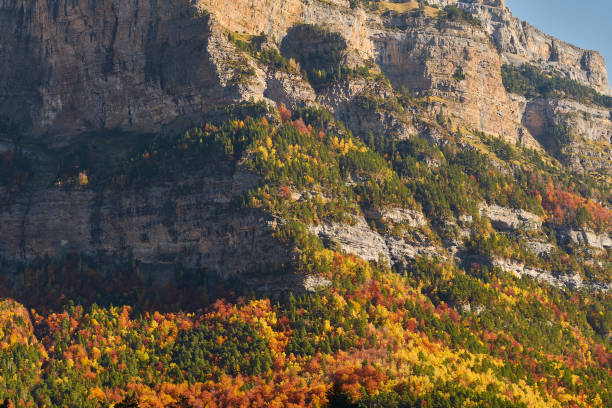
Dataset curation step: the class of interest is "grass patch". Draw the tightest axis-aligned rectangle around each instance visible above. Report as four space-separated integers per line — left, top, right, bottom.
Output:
378 1 440 17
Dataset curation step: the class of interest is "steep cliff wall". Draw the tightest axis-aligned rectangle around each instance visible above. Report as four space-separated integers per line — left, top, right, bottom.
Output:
1 0 607 147
431 0 611 95
197 0 609 147
519 96 612 174
0 155 289 279
196 0 532 144
372 15 530 145
197 0 374 56
201 0 611 96
0 0 241 147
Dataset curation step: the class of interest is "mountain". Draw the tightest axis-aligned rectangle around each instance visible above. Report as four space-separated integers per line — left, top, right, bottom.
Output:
0 0 610 406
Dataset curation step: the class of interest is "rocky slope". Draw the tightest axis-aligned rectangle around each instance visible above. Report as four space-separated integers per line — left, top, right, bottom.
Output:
0 0 610 293
431 0 611 95
1 2 612 407
0 0 608 145
0 150 290 282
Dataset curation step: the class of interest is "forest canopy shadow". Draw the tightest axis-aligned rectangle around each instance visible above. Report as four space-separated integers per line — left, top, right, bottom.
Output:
0 254 252 315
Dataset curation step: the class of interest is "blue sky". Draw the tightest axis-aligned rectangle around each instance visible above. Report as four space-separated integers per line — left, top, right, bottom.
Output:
506 0 612 84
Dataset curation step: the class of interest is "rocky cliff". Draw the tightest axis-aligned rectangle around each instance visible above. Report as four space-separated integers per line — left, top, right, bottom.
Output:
518 96 612 174
0 0 610 292
1 0 608 146
0 0 233 146
431 0 611 95
0 149 289 281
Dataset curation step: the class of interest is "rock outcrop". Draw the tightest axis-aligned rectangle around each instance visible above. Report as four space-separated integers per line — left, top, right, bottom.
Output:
311 210 441 270
385 234 441 269
310 215 390 263
518 96 612 174
366 207 428 228
524 240 555 257
0 158 289 280
442 0 611 95
493 258 611 292
200 0 612 99
557 228 612 250
372 14 528 145
479 203 542 232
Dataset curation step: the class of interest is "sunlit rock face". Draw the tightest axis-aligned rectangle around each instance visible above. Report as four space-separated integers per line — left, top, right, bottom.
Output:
0 0 609 288
0 0 608 145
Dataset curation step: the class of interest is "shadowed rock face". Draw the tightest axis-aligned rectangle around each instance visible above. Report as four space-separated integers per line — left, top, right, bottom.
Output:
518 96 612 174
0 0 610 291
0 155 289 280
0 0 235 148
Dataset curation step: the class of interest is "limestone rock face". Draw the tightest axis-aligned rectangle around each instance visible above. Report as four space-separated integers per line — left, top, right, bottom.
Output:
524 241 555 257
318 78 420 143
558 229 612 250
263 70 317 108
362 206 428 229
1 0 609 147
493 258 611 292
310 210 440 272
379 207 428 228
196 0 610 150
384 234 440 269
198 0 539 145
0 0 250 147
198 0 374 56
518 97 612 174
346 0 611 95
479 203 542 231
372 16 526 144
0 160 289 279
447 0 611 95
310 216 390 263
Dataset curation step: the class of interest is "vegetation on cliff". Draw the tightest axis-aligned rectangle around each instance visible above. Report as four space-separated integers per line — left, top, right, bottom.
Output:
502 64 612 109
0 103 610 407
